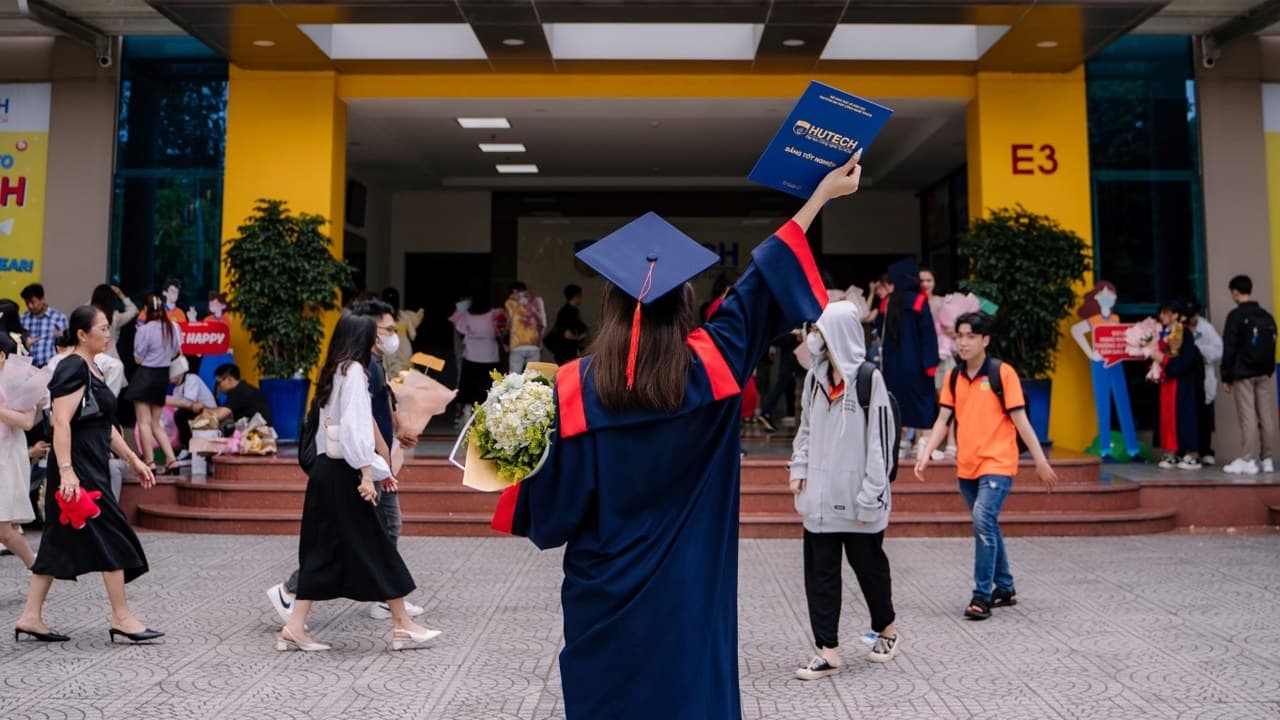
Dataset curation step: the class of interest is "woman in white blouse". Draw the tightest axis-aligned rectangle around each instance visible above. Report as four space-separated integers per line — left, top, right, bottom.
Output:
278 312 440 653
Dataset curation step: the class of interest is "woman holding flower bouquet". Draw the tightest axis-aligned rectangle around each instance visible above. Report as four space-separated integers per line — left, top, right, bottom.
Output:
278 312 440 653
488 154 864 719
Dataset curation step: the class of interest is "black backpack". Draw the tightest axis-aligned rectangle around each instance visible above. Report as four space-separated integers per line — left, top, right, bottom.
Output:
297 400 320 475
1239 307 1278 376
854 362 903 482
948 358 1028 454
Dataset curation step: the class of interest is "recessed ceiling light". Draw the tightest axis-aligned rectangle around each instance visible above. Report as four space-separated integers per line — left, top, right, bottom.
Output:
299 23 486 59
479 143 527 153
502 38 526 46
782 38 805 47
458 117 511 129
496 164 539 174
821 24 1010 61
1036 40 1059 49
253 40 275 47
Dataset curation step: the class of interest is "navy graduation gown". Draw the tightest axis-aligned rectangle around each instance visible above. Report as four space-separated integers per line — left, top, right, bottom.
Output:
876 290 940 428
492 221 827 720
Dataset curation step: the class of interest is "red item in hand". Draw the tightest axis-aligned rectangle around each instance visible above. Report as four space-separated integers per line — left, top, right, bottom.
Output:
56 488 103 529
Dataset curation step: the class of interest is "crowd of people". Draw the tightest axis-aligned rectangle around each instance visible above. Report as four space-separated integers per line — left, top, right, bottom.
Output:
3 282 273 643
3 152 1277 720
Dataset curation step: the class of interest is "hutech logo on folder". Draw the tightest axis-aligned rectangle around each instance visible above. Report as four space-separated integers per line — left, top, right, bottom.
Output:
750 81 894 199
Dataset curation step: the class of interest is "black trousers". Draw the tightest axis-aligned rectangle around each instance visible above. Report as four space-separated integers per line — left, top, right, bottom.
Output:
803 529 896 649
175 407 196 450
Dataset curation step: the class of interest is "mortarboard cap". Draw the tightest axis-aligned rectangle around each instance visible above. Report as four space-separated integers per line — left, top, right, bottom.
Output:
576 212 720 305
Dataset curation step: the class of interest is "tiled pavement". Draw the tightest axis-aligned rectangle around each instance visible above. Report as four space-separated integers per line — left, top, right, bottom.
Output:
2 533 1278 719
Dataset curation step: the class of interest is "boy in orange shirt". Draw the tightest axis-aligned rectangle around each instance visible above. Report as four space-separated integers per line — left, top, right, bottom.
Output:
914 312 1057 620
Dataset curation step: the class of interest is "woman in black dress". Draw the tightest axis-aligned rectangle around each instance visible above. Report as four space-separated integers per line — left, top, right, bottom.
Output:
279 312 440 652
15 306 160 644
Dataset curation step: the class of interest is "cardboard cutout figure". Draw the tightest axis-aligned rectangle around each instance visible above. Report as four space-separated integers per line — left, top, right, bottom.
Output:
1070 281 1141 460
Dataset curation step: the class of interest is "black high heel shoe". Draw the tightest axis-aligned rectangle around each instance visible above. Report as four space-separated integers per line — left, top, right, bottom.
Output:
14 627 70 642
109 627 164 643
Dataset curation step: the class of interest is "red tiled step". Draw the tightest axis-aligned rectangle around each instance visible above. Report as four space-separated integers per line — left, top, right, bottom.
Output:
742 481 1140 515
739 508 1178 539
135 503 508 537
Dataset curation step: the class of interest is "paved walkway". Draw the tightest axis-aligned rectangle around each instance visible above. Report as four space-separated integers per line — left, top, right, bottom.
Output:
2 533 1278 719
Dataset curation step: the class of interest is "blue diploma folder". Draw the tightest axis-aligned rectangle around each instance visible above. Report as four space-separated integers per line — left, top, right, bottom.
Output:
748 81 894 199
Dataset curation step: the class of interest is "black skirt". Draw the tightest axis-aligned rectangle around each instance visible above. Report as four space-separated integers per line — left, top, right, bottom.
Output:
295 456 415 602
123 366 169 406
459 360 500 406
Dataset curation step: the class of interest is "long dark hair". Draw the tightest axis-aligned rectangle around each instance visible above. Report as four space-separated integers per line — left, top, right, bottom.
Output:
90 284 118 324
61 305 103 349
141 293 176 347
0 298 28 344
315 312 376 408
1078 281 1118 320
589 282 697 414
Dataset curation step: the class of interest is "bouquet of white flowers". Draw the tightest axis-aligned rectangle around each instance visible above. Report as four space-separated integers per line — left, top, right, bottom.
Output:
450 364 557 491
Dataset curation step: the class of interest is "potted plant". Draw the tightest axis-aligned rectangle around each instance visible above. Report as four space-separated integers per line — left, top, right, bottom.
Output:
223 199 352 440
958 205 1091 444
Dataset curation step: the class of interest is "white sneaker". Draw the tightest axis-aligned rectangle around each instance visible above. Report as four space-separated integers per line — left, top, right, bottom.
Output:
1158 454 1177 469
1263 458 1275 473
867 633 900 663
1202 455 1216 466
267 584 294 624
1176 455 1202 470
1224 458 1247 474
369 601 426 620
795 655 840 681
1235 459 1261 475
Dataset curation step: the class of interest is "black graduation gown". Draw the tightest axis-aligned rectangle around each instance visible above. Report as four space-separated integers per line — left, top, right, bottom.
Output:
491 222 827 720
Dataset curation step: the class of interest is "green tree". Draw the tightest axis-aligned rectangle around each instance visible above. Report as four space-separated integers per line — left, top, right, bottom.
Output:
959 205 1092 379
223 199 353 379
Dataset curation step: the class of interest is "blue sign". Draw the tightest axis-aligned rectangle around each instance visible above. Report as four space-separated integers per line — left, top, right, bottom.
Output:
748 81 893 199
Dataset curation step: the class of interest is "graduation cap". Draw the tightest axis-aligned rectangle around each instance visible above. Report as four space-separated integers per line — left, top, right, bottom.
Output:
576 212 720 389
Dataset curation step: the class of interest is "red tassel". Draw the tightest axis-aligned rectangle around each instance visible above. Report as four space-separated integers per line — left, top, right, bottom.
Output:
626 260 658 391
626 301 642 390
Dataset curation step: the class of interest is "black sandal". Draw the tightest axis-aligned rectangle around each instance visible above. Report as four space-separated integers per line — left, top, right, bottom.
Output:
991 588 1018 608
964 596 992 620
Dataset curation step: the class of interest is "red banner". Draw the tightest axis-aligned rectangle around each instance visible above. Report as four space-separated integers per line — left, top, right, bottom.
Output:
1092 323 1135 368
179 321 230 356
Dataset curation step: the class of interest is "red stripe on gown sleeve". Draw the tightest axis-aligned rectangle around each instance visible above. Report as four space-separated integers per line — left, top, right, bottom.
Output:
774 220 827 311
490 484 519 534
556 359 588 439
687 328 742 401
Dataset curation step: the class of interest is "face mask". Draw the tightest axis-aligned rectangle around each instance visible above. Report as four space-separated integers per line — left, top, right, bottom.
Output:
379 333 400 356
1097 293 1116 313
805 331 826 358
455 300 471 313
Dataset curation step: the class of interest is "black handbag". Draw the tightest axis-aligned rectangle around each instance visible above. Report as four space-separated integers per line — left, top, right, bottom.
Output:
77 360 103 422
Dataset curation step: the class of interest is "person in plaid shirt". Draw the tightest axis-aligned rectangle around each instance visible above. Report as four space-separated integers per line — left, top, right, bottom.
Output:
20 283 69 367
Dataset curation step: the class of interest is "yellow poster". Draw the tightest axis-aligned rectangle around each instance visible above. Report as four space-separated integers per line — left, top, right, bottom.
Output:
0 83 51 300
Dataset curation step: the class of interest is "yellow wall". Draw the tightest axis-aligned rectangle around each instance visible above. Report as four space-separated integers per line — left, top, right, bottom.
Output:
966 69 1095 451
1266 84 1280 318
220 68 346 385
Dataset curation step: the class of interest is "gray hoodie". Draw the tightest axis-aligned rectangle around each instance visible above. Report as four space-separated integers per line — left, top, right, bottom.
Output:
790 301 894 534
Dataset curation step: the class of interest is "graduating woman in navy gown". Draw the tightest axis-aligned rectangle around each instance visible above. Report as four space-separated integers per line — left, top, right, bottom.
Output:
875 257 940 458
489 156 865 719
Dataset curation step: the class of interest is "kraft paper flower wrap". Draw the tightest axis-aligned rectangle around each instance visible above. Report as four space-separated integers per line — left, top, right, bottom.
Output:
450 363 557 492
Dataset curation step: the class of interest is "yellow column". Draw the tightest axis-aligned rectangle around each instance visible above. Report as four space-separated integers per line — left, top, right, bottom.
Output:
966 69 1095 451
220 68 346 385
1265 86 1280 320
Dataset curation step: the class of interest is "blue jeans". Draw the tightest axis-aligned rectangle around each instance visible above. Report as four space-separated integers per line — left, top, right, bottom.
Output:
1090 360 1140 457
958 475 1015 601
